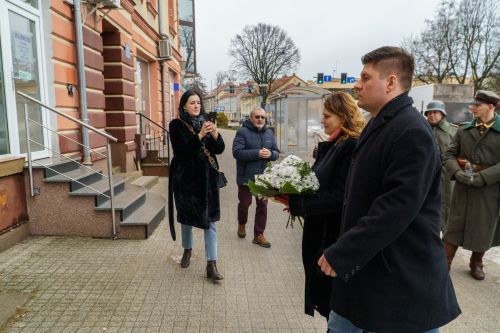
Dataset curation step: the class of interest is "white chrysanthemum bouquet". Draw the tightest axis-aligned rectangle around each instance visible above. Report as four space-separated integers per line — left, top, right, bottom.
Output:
248 155 319 228
248 155 319 197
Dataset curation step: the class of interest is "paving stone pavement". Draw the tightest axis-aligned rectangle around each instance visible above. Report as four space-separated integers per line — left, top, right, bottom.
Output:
0 129 499 332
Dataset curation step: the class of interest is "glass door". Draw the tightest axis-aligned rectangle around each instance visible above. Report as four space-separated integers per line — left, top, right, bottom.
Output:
0 0 48 158
0 38 9 154
10 10 44 154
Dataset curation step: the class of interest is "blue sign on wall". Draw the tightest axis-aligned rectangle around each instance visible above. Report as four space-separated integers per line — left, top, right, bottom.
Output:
173 83 180 91
346 77 357 83
323 75 332 82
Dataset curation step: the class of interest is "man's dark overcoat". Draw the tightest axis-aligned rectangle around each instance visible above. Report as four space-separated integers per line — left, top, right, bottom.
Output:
289 138 356 318
323 93 461 333
169 119 225 229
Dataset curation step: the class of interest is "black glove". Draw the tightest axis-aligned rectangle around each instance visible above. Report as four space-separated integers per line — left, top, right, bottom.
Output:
470 173 485 187
454 170 472 185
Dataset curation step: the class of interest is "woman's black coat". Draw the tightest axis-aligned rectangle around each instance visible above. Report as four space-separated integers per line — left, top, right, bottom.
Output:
288 137 356 318
168 119 225 230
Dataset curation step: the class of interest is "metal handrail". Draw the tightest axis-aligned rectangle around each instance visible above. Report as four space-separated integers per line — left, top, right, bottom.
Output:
17 91 118 237
137 112 168 132
17 91 117 142
137 112 170 164
28 119 109 163
28 136 109 180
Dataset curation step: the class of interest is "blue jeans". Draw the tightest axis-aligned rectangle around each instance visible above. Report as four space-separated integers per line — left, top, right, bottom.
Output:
327 310 440 333
181 223 217 261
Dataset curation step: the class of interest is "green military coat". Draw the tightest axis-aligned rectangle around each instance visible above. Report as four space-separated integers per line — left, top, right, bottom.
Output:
444 114 500 251
432 120 458 233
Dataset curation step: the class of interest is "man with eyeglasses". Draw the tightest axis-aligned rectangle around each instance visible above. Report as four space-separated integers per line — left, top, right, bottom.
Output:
232 107 279 248
443 89 500 280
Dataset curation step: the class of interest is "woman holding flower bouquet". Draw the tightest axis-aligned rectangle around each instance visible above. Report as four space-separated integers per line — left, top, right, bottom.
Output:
168 90 225 282
277 92 364 319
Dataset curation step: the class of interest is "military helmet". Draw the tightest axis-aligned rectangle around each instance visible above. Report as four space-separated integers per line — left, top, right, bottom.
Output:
424 100 447 116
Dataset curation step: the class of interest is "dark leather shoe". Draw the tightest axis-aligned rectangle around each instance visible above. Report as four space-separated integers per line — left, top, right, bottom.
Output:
237 224 246 238
180 249 191 268
206 260 224 281
470 264 485 280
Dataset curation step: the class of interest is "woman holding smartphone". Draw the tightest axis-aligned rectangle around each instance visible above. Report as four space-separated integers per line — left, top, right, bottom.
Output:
168 89 225 281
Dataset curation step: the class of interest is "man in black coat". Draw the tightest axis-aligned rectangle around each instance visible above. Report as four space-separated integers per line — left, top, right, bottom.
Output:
318 46 461 333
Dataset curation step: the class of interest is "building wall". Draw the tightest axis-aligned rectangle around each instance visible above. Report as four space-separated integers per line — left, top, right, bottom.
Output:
49 0 181 169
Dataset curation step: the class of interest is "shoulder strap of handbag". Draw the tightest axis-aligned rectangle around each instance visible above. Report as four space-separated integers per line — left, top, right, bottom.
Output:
181 119 220 171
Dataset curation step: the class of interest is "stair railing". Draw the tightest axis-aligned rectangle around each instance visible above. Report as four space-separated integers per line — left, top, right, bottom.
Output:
17 91 119 237
136 112 170 166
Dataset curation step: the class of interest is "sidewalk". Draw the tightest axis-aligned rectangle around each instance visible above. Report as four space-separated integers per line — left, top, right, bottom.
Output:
0 129 499 332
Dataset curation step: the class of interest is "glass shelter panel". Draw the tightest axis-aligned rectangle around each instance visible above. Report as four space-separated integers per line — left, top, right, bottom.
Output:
285 97 323 155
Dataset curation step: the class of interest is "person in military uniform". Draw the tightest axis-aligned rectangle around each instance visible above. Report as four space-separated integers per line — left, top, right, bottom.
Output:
424 100 457 233
443 90 500 280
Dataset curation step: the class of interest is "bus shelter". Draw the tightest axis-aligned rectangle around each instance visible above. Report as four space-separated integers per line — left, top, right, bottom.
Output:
269 86 330 156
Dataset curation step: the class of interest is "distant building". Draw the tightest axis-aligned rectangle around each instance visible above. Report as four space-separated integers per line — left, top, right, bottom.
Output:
203 74 307 123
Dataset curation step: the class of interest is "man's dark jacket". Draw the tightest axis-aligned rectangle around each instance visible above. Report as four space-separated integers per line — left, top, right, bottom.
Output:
232 120 279 185
324 93 461 332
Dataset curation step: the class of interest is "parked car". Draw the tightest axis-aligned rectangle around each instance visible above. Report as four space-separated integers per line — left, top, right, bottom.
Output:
239 116 249 126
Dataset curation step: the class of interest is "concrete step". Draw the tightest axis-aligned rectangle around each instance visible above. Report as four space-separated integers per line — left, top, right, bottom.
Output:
112 166 121 174
131 176 159 189
69 175 127 206
120 192 165 239
114 170 143 183
141 163 169 177
95 183 147 221
29 157 81 177
142 148 169 164
44 167 104 192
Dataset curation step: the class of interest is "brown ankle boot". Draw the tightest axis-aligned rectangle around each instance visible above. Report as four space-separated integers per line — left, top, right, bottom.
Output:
180 249 192 268
470 252 485 280
206 260 224 281
443 240 458 271
237 224 246 238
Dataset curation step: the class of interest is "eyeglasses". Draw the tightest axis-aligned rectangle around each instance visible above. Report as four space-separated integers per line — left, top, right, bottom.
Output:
253 116 266 120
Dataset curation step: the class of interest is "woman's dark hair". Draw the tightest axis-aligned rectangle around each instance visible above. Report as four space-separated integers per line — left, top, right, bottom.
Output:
178 89 206 117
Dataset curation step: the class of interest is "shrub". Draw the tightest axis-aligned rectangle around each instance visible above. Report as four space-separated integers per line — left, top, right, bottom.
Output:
216 113 229 127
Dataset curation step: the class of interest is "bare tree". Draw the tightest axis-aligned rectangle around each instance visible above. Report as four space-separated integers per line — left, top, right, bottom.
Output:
403 15 452 83
457 0 500 91
407 0 500 91
229 23 300 107
185 75 207 95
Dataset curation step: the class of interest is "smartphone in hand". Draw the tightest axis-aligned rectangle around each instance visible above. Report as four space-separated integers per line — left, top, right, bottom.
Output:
206 111 217 124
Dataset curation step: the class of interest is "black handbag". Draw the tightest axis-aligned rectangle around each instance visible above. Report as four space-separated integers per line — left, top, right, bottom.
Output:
217 171 227 188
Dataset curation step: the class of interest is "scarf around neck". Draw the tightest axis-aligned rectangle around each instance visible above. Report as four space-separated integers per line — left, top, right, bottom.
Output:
179 108 204 132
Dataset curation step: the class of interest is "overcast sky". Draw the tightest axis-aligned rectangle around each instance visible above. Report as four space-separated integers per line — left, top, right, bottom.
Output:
195 0 443 87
